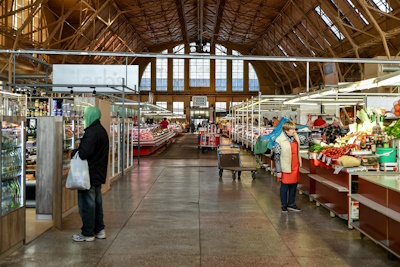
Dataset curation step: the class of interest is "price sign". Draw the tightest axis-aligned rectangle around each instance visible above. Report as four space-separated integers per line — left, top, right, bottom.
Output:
322 155 326 162
317 152 323 160
334 165 344 174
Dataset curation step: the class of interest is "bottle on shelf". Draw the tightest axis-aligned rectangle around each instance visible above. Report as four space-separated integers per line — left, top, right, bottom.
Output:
377 135 383 148
383 135 390 148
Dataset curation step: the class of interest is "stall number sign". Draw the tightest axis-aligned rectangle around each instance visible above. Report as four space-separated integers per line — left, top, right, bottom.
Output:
193 96 207 107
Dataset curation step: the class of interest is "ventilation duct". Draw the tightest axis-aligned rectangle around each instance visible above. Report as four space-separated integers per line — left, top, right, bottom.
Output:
380 65 400 73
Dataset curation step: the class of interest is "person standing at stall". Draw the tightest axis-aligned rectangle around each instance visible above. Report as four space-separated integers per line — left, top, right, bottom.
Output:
71 106 109 241
313 115 328 130
160 117 169 129
275 121 310 212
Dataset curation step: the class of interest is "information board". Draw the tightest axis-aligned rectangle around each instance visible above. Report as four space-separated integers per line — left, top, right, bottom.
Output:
192 96 207 107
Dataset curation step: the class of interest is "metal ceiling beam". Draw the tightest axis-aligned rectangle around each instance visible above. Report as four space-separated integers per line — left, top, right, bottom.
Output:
174 0 190 46
5 49 400 64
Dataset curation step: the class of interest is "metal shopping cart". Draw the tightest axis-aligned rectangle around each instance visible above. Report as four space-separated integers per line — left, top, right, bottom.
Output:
217 144 257 180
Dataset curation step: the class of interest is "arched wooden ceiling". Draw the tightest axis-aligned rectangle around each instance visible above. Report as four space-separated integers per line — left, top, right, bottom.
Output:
1 0 400 93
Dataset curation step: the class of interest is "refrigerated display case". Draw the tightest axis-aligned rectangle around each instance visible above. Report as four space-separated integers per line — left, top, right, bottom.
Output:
61 118 79 215
131 125 175 156
110 118 121 178
0 92 27 255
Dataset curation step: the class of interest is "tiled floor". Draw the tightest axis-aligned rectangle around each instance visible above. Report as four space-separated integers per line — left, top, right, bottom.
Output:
1 134 399 266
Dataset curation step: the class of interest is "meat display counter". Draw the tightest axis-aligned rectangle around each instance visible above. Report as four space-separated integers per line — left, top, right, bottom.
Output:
131 125 175 156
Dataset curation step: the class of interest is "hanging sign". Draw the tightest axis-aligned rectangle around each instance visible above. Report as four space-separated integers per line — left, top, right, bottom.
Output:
193 96 207 107
53 64 139 94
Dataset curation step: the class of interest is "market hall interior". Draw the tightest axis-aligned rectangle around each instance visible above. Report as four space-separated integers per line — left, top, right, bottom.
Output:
0 134 398 267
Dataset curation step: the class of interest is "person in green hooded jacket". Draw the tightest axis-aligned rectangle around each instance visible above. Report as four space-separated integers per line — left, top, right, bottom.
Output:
71 106 109 242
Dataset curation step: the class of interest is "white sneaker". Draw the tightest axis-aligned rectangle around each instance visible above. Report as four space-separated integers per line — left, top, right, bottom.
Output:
72 233 95 242
95 229 106 239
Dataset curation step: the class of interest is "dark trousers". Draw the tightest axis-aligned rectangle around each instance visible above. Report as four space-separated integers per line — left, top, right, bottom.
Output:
280 182 298 207
78 185 105 237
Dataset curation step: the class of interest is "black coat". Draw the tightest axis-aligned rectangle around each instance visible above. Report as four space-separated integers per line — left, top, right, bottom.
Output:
72 120 109 186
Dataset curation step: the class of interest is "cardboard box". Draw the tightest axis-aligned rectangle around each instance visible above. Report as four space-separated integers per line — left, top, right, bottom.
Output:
351 201 359 220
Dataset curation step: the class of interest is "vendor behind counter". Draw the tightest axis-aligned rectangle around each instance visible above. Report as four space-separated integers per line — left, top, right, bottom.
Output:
325 117 344 144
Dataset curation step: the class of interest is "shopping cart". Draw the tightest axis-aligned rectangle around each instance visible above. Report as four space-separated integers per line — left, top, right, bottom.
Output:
217 144 257 180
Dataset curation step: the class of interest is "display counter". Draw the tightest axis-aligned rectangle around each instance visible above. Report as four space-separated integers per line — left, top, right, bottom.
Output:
131 126 175 156
350 175 400 259
0 92 27 257
300 155 399 229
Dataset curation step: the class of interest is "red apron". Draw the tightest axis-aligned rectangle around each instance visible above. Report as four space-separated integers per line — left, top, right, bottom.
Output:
281 141 299 184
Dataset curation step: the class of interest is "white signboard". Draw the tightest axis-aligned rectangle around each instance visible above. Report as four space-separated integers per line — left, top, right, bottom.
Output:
53 64 139 94
366 96 400 116
193 96 207 107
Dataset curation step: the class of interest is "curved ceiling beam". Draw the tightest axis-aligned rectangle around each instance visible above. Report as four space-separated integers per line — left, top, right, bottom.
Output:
211 0 226 47
174 0 190 46
354 0 391 58
317 0 364 79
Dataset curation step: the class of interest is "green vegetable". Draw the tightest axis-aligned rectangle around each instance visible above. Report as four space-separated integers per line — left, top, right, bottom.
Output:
386 119 400 138
309 144 322 153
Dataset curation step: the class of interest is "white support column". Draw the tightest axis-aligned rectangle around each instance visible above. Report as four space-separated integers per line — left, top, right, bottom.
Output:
251 97 254 151
117 121 121 174
242 101 244 146
131 122 134 166
258 92 261 140
306 61 310 92
111 123 115 177
246 99 249 148
229 102 232 141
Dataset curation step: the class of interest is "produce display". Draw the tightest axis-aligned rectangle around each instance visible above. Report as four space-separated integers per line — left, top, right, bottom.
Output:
385 119 400 138
337 155 361 167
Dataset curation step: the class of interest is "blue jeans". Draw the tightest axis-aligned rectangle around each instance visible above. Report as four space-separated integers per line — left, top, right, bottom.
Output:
78 185 105 237
280 182 298 207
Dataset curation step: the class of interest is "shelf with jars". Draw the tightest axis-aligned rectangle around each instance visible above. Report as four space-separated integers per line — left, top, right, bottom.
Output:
0 91 27 256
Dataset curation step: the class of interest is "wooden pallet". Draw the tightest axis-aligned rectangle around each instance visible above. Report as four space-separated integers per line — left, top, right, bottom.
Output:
364 165 380 172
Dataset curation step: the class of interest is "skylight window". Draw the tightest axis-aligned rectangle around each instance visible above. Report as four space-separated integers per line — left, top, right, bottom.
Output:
278 45 297 68
293 30 316 56
328 0 354 27
315 6 345 40
369 0 392 13
345 0 369 25
300 22 324 50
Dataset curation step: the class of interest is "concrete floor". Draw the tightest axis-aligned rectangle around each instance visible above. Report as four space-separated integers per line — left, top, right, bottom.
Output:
1 134 399 266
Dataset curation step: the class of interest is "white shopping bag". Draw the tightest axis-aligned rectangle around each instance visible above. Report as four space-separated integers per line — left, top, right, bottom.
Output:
66 152 90 190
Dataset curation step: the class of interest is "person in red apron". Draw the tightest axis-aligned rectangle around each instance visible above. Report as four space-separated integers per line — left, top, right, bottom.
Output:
275 121 310 212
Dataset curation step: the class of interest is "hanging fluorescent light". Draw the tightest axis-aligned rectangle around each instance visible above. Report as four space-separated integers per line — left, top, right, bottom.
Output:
376 71 400 87
308 98 363 102
322 102 362 106
338 77 377 93
308 88 337 98
289 102 318 106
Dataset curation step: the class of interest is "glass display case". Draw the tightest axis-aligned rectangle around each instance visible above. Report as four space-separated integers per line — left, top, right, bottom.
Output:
1 119 25 215
132 125 175 147
0 92 27 255
110 119 121 178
